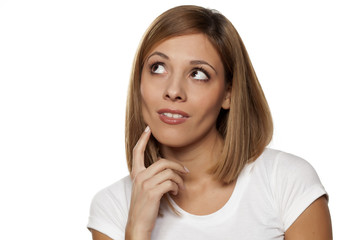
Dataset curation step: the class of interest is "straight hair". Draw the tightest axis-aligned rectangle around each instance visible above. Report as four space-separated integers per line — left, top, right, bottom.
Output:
125 5 273 184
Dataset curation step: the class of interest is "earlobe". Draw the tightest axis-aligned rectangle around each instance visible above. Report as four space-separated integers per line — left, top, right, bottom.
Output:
221 91 231 110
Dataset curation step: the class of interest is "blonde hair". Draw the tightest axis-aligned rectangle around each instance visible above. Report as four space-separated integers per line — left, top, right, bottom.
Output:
125 5 273 184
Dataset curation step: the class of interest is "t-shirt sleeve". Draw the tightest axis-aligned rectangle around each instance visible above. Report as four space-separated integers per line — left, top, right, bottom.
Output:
87 178 131 240
271 151 328 231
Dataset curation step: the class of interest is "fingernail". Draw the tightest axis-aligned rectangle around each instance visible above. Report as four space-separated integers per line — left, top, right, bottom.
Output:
184 166 190 173
144 126 150 132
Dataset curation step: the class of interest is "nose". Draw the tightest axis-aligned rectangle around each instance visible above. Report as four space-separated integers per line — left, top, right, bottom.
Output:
163 75 187 102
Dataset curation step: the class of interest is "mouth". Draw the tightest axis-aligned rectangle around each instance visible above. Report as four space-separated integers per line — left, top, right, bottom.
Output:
157 109 189 125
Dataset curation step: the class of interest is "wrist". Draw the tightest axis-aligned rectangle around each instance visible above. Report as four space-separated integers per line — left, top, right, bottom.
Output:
125 222 151 240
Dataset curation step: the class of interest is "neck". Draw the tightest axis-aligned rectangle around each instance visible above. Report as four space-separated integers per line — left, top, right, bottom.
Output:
160 127 224 183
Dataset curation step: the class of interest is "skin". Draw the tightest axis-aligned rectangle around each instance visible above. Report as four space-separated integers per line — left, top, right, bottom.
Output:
285 196 332 239
139 34 234 217
140 33 230 149
91 33 332 239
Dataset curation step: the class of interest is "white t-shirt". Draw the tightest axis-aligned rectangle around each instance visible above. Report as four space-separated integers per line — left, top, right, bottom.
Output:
87 148 327 240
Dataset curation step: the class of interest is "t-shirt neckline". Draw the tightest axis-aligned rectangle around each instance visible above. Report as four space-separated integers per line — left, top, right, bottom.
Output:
166 160 256 224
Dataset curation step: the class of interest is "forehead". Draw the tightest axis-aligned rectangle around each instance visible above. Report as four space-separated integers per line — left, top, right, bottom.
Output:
147 33 222 66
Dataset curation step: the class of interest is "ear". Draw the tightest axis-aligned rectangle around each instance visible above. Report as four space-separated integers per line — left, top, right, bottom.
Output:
221 88 231 110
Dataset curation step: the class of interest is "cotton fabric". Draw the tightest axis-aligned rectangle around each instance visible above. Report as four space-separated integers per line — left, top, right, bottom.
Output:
87 148 327 240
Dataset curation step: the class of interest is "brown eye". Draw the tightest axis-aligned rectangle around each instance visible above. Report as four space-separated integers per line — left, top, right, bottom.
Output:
151 63 166 74
191 69 209 81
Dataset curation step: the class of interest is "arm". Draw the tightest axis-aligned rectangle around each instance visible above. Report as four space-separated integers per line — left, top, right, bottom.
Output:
91 229 113 240
285 196 332 240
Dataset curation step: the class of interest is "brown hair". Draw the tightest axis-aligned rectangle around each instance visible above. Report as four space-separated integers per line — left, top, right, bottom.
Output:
125 5 273 184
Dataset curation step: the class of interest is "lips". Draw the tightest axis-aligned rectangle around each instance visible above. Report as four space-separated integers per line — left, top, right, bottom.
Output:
157 109 189 125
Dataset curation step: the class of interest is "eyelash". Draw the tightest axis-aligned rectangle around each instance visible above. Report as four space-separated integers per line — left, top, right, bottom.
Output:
149 62 164 75
192 67 210 82
149 62 211 82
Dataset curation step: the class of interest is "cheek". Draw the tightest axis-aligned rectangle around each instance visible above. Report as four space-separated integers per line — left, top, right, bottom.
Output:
140 85 150 113
140 71 159 101
192 87 226 115
140 81 158 123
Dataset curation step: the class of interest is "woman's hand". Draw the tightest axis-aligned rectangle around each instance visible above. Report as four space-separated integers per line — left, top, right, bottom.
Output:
125 126 189 240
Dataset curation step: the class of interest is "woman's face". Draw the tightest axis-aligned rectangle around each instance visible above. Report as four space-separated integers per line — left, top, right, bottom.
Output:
140 33 230 148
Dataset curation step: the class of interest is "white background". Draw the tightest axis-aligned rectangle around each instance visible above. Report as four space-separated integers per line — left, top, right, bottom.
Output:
0 0 359 239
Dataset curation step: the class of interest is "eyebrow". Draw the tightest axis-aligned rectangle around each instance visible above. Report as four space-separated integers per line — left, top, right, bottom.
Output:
190 60 217 74
147 51 169 61
147 51 218 74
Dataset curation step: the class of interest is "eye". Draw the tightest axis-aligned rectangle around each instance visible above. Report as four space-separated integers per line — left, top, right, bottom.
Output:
190 68 210 81
151 63 166 74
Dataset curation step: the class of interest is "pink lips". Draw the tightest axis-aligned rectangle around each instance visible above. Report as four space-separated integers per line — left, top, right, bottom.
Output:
157 109 190 125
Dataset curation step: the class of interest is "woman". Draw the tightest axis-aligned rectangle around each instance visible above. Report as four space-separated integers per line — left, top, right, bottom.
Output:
88 5 332 240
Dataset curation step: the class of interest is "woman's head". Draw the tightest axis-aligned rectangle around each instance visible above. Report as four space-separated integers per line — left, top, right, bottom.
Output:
126 5 273 183
140 32 230 152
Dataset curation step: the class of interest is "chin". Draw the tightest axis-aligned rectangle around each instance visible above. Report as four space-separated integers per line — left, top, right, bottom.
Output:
150 126 193 148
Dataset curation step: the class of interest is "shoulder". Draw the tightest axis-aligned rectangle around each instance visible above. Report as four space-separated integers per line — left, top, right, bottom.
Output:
87 175 132 239
250 148 325 198
255 148 321 182
90 175 132 209
255 148 326 196
256 148 328 231
256 148 309 165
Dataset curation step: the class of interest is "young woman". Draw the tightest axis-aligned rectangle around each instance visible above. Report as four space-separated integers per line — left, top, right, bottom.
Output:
88 5 332 240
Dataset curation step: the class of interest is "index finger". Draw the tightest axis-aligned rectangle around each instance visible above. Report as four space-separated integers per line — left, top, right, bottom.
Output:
131 126 151 177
